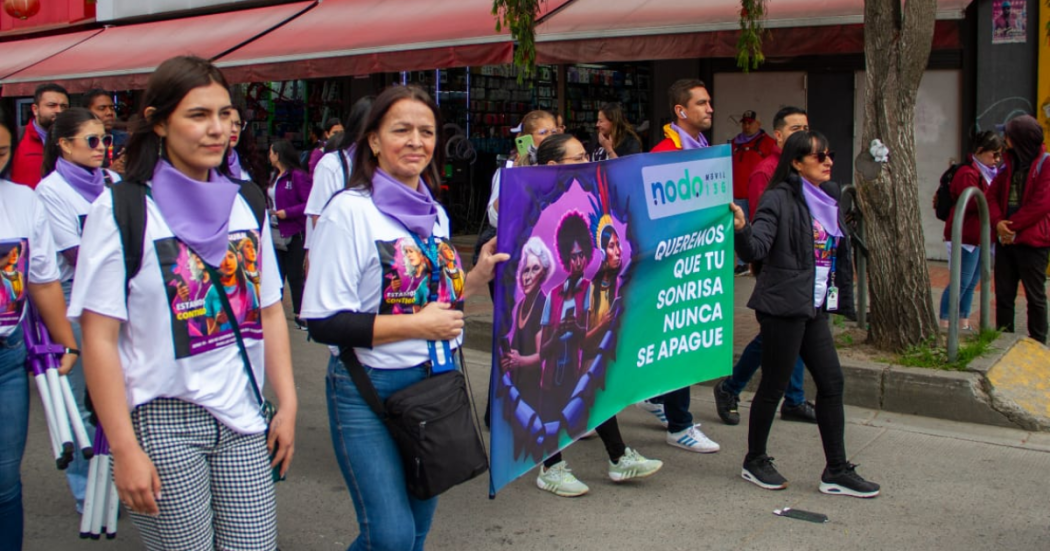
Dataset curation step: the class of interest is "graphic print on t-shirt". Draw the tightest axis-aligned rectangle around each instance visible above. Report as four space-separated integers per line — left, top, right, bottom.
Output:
156 230 263 358
0 239 29 328
376 236 465 315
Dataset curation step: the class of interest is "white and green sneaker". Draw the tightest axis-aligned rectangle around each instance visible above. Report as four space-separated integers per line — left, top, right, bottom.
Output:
536 461 590 497
608 447 664 482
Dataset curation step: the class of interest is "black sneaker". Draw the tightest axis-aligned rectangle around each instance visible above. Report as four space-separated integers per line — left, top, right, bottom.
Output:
819 463 880 498
734 264 750 277
780 401 817 424
294 317 308 331
741 454 788 490
713 381 741 425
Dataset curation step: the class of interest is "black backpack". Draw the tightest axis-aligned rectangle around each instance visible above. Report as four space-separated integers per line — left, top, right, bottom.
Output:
111 178 267 293
934 163 962 222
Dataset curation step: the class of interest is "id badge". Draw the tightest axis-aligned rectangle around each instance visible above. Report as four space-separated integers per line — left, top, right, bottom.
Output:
826 286 839 311
428 340 456 374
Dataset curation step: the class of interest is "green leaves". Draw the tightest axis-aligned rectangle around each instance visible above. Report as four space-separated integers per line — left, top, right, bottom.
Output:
736 0 769 72
493 0 547 83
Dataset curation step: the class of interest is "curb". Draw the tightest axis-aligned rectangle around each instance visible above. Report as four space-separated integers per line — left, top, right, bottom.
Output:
464 315 1042 431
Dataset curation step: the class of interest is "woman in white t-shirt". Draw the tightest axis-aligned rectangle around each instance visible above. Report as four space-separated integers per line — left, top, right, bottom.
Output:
302 85 505 551
0 109 79 551
71 56 297 550
36 107 122 512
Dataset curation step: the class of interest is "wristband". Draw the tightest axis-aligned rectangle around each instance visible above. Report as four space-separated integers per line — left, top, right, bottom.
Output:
65 348 81 356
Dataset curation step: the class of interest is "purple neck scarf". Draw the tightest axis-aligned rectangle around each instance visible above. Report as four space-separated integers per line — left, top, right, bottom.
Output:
227 149 242 178
151 160 241 266
974 158 999 185
371 168 438 238
733 130 762 145
671 122 709 150
801 177 843 237
56 158 105 202
33 119 48 145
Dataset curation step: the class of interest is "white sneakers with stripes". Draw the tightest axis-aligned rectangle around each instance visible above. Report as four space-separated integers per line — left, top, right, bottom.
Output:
666 424 720 453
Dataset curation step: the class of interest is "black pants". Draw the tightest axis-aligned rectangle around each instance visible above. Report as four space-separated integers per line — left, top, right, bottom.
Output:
994 243 1049 344
543 416 627 467
748 311 847 471
276 233 306 316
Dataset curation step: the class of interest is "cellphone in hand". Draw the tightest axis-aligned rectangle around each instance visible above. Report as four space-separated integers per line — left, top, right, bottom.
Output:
515 135 535 160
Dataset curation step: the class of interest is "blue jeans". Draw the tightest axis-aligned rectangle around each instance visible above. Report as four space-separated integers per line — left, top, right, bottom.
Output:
62 280 92 511
326 355 438 551
940 245 981 321
0 328 28 551
723 333 806 407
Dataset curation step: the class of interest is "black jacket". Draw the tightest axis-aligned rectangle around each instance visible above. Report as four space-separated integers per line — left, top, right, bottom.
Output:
735 175 855 319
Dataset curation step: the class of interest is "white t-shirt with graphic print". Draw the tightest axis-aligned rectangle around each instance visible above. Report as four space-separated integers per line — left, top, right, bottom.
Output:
36 168 122 283
68 188 282 434
301 188 465 369
0 179 60 338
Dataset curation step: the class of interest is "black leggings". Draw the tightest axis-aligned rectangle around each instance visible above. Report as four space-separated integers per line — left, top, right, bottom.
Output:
276 233 306 316
747 312 847 471
994 244 1049 344
543 416 627 468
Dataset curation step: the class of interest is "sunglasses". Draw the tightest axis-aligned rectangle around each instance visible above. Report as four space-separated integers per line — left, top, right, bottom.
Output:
810 150 836 163
71 134 114 150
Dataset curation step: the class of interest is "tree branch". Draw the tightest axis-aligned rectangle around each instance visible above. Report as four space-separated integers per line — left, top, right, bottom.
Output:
899 0 937 92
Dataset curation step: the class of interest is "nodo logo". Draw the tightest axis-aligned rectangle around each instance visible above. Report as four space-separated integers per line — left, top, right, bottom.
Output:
641 159 730 220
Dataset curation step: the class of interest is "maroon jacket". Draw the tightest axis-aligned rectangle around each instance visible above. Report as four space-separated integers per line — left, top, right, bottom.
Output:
271 168 313 237
942 160 990 246
10 119 45 188
987 146 1050 248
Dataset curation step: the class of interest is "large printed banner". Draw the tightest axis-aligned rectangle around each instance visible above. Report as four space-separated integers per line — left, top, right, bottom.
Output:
489 145 735 495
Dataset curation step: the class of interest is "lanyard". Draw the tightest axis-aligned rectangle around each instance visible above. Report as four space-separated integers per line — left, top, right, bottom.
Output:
828 237 838 287
402 227 455 374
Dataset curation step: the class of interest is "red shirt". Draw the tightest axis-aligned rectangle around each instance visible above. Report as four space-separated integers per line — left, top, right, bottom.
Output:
651 138 679 153
747 146 781 219
942 161 988 246
987 146 1050 248
731 131 776 200
11 120 45 189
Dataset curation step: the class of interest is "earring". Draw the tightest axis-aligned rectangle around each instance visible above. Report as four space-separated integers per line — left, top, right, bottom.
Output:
157 136 165 158
372 148 379 156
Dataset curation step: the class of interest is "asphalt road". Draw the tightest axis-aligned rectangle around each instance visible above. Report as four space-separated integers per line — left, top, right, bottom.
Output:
21 322 1050 550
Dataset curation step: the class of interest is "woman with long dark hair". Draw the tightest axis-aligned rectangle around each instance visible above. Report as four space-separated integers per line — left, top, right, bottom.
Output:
267 139 311 328
939 130 1003 331
591 102 642 162
35 107 122 512
302 85 505 550
71 56 296 549
731 130 878 498
0 108 79 550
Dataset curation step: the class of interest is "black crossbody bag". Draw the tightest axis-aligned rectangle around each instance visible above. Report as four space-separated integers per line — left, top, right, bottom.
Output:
338 347 488 500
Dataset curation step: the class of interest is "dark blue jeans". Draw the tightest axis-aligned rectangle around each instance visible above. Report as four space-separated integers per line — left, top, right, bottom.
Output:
722 333 806 407
0 328 28 551
939 245 981 321
326 356 438 551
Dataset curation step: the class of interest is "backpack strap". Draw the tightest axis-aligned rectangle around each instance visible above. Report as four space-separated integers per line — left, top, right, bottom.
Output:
230 178 267 231
1036 153 1049 179
338 149 351 190
110 181 149 298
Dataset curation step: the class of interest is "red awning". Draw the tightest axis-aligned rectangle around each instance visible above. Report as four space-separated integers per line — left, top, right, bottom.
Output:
0 2 314 97
536 0 971 63
214 0 570 83
0 29 100 80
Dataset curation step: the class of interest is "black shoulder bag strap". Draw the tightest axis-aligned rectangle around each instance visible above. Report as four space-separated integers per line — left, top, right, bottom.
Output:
338 346 389 421
338 149 351 190
111 181 149 299
202 263 267 413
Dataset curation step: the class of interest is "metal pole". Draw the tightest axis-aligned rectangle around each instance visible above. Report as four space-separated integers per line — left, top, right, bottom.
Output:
947 187 991 362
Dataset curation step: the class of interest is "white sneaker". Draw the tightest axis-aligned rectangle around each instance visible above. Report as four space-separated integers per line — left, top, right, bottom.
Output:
536 461 590 497
666 424 720 453
608 447 664 482
636 400 668 428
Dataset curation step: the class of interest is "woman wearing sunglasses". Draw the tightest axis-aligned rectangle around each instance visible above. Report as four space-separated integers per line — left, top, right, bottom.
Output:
730 130 879 498
35 107 122 513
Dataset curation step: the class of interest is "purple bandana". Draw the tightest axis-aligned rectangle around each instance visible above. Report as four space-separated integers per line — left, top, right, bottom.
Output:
151 160 241 266
227 149 243 179
56 158 105 202
974 158 999 185
801 177 843 237
33 119 48 145
371 168 438 238
671 122 709 150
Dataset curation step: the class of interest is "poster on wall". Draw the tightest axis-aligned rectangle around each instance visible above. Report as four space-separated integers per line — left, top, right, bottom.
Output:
488 146 735 495
992 0 1026 44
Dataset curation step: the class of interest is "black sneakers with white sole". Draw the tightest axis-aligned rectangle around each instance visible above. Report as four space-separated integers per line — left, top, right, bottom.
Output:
741 454 788 490
819 463 880 498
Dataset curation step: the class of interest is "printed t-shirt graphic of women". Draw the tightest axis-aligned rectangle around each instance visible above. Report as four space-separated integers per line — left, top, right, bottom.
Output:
0 243 25 312
204 242 260 334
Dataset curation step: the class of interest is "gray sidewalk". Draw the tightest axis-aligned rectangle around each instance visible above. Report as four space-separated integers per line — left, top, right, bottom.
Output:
21 330 1050 550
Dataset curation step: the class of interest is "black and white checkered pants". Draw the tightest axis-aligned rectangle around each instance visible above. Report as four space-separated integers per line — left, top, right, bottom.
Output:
129 398 277 550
